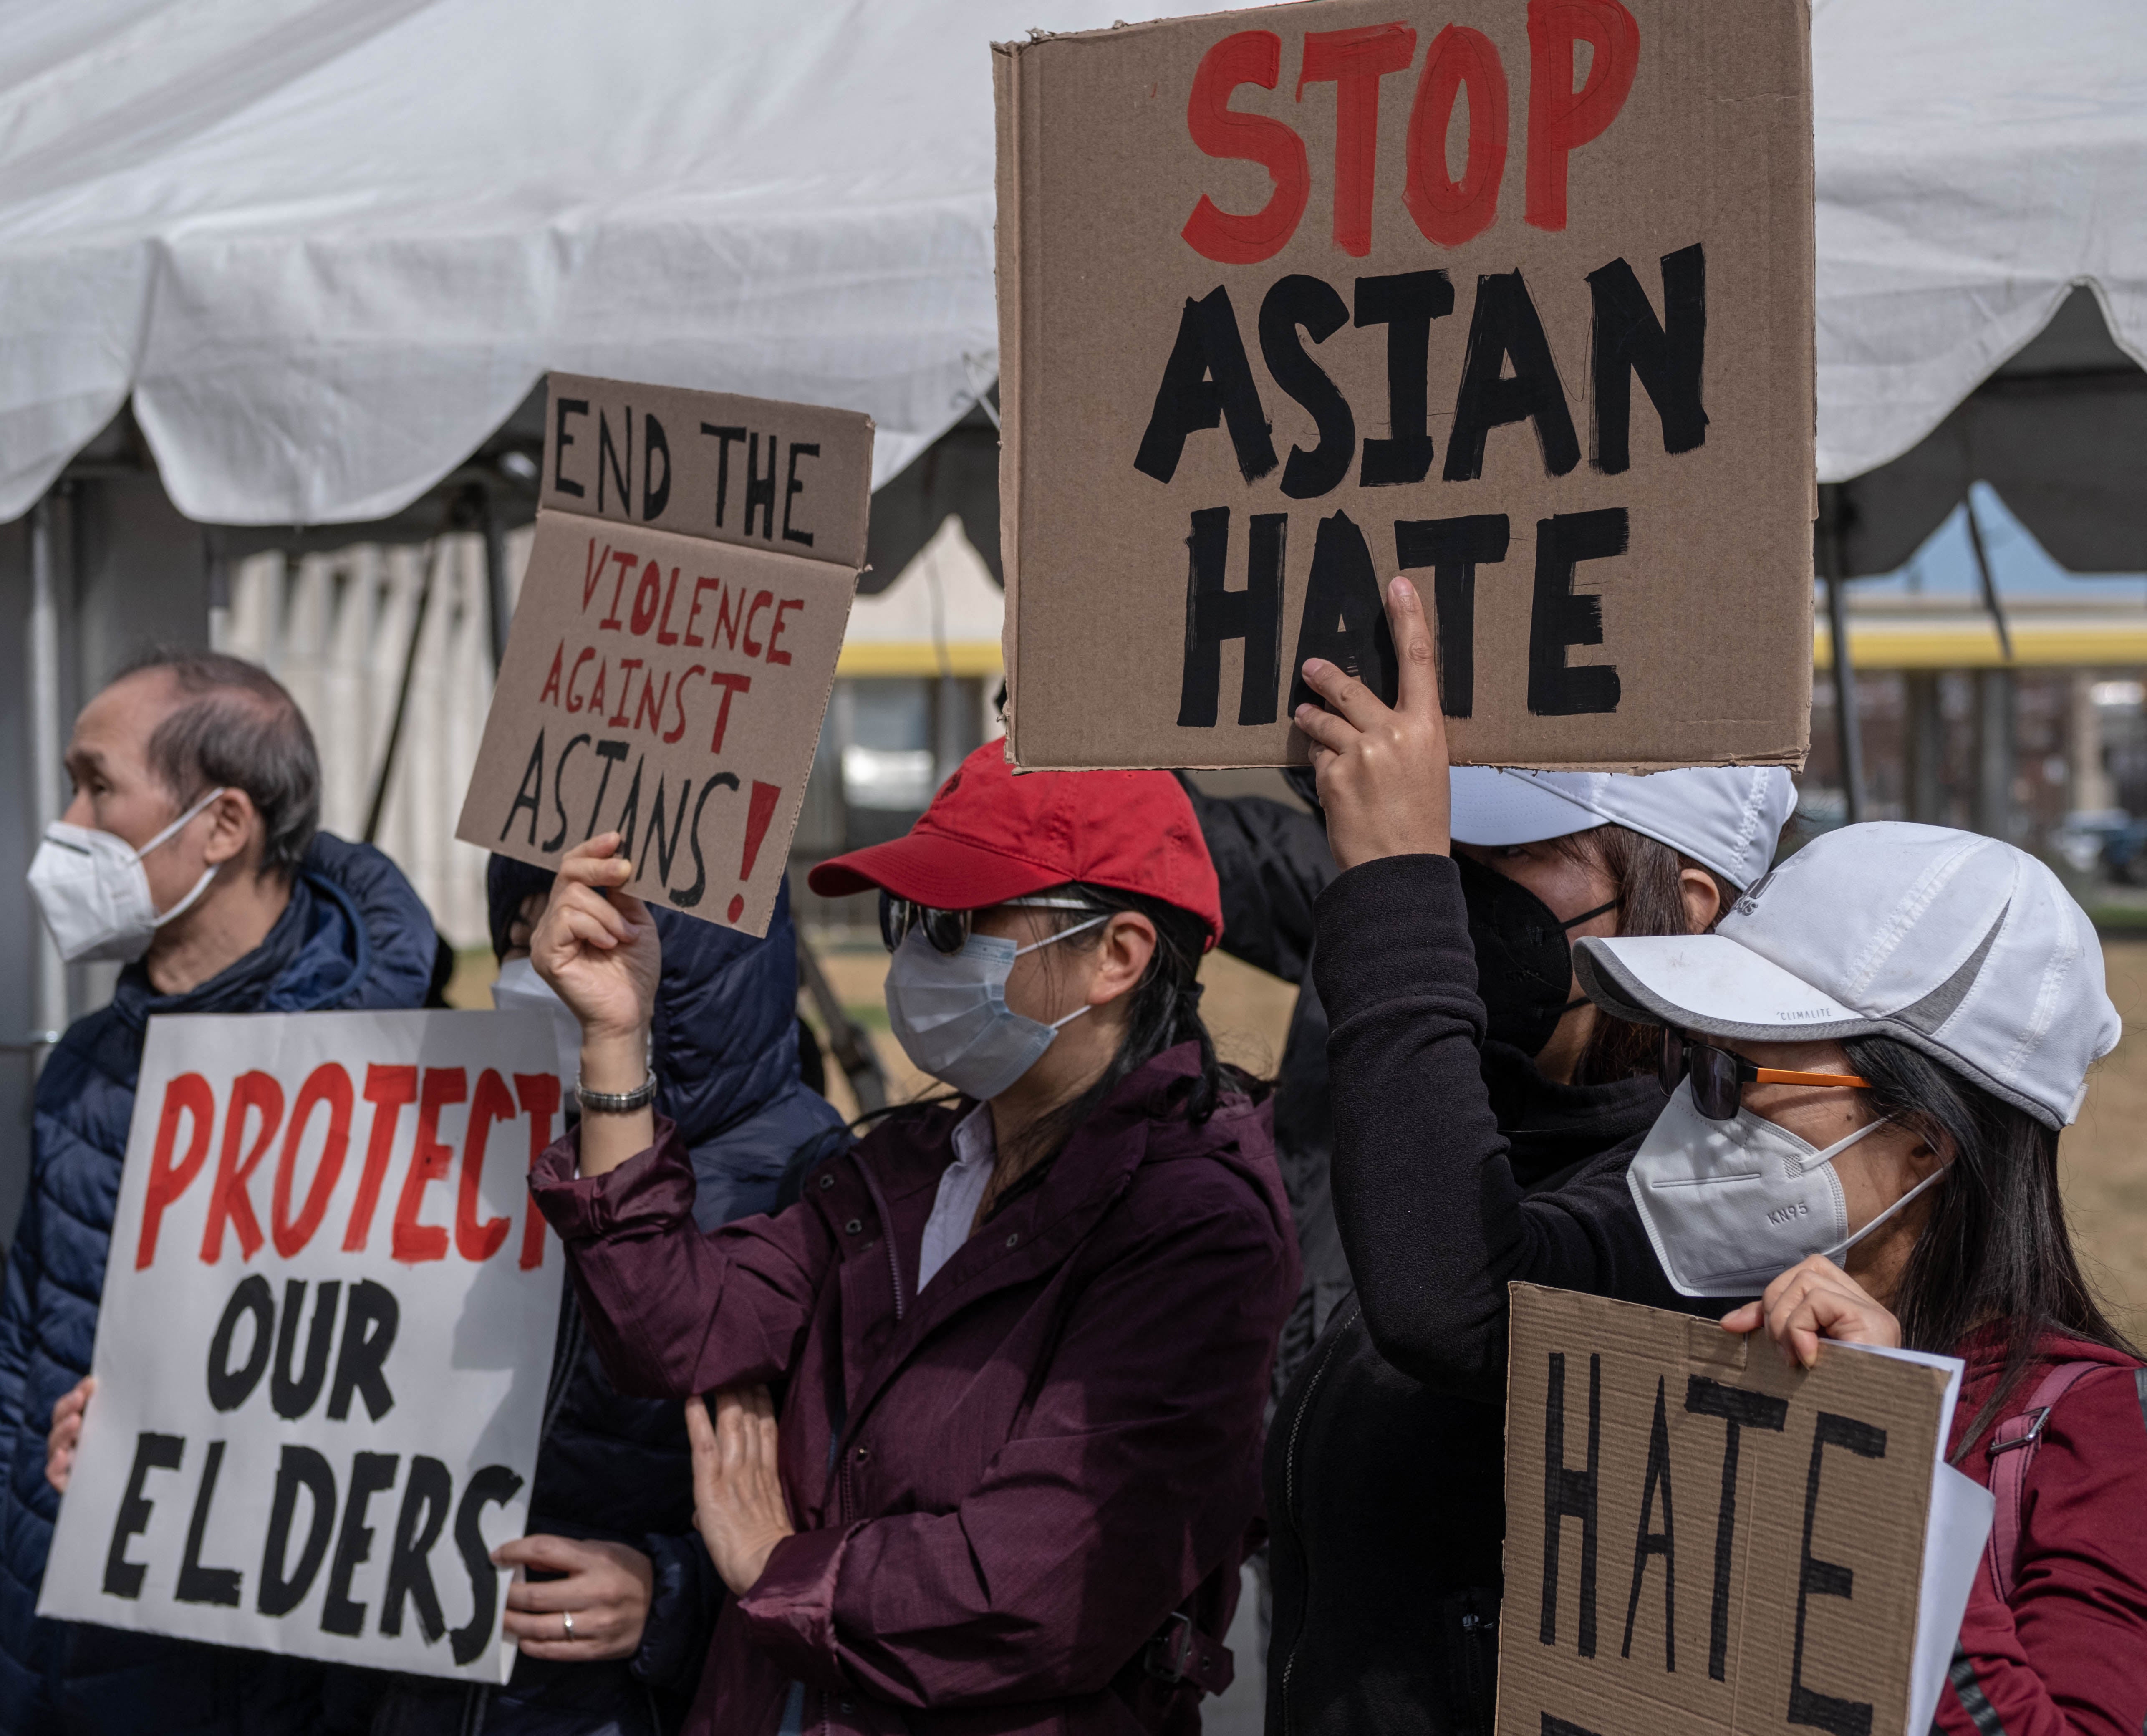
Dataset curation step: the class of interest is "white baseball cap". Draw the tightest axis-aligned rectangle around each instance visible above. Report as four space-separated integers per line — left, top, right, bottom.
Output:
1449 766 1796 890
1572 822 2120 1128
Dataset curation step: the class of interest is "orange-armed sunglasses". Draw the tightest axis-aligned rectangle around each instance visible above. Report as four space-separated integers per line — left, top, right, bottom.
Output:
1659 1028 1869 1121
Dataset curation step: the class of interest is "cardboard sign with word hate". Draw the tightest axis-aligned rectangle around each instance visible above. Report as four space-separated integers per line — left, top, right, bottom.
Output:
458 374 873 935
41 1011 567 1683
994 0 1814 770
1502 1283 1992 1736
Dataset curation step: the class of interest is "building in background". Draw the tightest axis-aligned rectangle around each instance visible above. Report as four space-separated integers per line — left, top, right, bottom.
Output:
1804 487 2147 887
793 513 1005 934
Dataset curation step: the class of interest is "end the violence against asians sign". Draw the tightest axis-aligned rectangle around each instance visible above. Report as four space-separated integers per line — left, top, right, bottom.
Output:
995 0 1815 771
458 374 873 936
41 1011 567 1683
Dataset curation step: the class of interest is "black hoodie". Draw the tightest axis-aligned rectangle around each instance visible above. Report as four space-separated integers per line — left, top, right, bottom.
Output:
1175 780 1349 1399
1263 854 1713 1736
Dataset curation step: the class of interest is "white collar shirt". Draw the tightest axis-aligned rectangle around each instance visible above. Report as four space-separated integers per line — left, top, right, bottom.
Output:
917 1104 997 1293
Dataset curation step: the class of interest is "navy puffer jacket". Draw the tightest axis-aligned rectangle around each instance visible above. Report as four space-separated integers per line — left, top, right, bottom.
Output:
346 862 847 1736
0 834 442 1736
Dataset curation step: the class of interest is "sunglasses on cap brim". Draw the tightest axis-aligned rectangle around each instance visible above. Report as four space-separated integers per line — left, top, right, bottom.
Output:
879 892 1100 955
1658 1027 1869 1121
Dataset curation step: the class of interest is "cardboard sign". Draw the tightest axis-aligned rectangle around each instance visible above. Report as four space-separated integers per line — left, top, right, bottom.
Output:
994 1 1814 770
1501 1284 1987 1736
40 1012 567 1684
459 374 873 935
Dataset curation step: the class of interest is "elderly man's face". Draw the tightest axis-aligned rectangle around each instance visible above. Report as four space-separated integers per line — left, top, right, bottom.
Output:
62 671 207 909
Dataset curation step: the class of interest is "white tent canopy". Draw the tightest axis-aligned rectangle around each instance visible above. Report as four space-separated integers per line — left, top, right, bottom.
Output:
1813 0 2147 483
0 0 1118 525
840 515 1004 677
0 0 2142 525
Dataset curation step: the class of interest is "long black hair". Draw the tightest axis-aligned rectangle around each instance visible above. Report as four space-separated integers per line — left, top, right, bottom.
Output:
1841 1033 2135 1455
1549 825 1738 1084
1008 881 1238 1166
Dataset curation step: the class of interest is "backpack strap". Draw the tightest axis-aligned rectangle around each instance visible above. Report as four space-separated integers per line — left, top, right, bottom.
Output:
1982 1360 2109 1605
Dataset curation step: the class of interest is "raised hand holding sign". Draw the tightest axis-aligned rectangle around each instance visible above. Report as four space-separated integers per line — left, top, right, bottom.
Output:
529 835 663 1178
1292 572 1453 868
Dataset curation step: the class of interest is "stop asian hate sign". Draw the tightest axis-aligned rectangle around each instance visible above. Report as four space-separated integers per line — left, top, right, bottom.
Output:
39 1010 566 1685
994 0 1815 773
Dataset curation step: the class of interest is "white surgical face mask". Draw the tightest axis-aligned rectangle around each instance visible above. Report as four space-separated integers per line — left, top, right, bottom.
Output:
1627 1079 1950 1297
27 787 229 964
883 915 1107 1102
490 956 583 1105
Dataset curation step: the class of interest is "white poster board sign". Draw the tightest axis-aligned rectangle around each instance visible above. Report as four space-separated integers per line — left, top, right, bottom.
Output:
39 1010 567 1685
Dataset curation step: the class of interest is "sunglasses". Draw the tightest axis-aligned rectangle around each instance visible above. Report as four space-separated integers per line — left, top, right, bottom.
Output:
1658 1027 1869 1122
879 892 1099 955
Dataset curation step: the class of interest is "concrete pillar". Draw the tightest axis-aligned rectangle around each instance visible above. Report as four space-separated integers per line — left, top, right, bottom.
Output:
2069 671 2115 815
933 673 971 786
27 492 69 1067
1905 671 1944 824
1973 668 2016 840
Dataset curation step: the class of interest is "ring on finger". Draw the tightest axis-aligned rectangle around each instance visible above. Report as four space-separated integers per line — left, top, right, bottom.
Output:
562 1610 575 1640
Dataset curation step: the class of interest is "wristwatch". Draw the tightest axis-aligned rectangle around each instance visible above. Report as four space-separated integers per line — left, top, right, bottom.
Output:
575 1071 658 1114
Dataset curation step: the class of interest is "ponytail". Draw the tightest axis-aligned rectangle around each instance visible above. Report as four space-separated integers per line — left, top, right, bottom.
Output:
1549 825 1738 1085
1842 1034 2135 1453
998 883 1241 1174
846 884 1245 1187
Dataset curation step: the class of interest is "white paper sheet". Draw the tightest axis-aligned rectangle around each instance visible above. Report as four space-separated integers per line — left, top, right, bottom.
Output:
1839 1342 1996 1734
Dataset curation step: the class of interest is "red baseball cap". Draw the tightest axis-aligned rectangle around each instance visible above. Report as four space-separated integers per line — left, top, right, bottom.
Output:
807 742 1224 949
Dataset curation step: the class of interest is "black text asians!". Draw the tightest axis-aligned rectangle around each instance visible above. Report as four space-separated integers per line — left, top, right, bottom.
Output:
496 530 801 925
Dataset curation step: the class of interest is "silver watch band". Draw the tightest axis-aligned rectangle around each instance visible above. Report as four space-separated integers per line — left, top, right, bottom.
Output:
575 1071 658 1114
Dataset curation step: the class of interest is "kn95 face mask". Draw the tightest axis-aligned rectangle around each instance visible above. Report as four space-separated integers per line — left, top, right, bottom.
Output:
26 787 229 964
883 915 1106 1102
1627 1079 1948 1297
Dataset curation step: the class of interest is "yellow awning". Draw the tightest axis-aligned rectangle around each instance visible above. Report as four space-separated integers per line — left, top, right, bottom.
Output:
1815 617 2147 670
840 626 2147 675
835 640 1004 677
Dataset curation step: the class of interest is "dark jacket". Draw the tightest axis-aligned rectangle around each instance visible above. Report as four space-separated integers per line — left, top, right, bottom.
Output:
0 835 441 1736
1264 854 1702 1736
355 869 847 1736
1938 1328 2147 1736
532 1043 1299 1736
1176 782 1345 1397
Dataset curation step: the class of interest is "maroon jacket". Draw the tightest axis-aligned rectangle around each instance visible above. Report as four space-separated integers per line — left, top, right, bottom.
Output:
530 1044 1298 1736
1939 1328 2147 1736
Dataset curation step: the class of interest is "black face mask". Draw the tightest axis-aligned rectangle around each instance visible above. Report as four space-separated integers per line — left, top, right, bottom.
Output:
1456 852 1620 1057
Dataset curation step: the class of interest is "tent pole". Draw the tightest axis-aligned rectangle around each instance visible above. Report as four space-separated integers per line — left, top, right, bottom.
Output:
1819 482 1866 825
26 489 69 1069
478 484 511 670
364 545 435 845
1960 491 2014 662
797 936 886 1113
